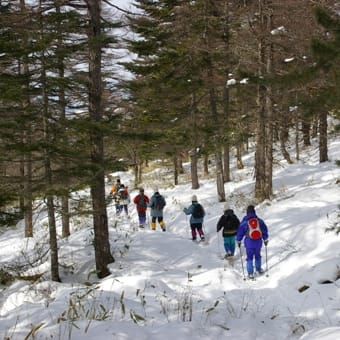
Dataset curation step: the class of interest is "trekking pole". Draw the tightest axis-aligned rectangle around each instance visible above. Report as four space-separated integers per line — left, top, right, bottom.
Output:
265 244 269 277
202 221 207 238
217 231 222 258
238 243 246 280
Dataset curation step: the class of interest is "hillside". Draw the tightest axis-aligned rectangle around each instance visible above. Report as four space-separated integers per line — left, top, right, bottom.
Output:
0 134 339 340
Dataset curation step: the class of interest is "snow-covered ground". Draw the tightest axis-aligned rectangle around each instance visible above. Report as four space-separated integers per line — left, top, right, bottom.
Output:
0 134 339 340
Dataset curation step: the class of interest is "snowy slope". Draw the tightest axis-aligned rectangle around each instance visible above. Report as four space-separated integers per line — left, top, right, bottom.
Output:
0 136 339 340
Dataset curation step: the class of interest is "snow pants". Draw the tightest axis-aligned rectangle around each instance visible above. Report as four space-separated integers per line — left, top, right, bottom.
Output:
223 235 236 256
245 244 262 275
191 223 204 240
137 210 147 225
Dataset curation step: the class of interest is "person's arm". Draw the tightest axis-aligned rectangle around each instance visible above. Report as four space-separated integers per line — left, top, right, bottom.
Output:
183 205 193 215
236 221 246 243
260 219 269 242
216 216 223 232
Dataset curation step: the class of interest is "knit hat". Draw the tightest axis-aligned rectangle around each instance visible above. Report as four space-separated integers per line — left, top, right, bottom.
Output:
191 195 197 201
223 203 229 211
247 205 256 214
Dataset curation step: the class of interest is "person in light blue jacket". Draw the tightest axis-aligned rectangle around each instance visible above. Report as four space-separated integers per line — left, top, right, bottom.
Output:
183 195 206 241
236 205 269 279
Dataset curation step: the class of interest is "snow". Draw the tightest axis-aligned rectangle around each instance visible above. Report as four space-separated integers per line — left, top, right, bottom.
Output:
0 135 339 340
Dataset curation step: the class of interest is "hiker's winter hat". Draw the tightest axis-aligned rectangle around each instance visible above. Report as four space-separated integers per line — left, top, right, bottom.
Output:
247 205 256 214
191 195 197 201
224 203 229 211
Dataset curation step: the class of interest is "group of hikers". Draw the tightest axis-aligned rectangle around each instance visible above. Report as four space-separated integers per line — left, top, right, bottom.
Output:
109 178 166 232
182 195 269 279
108 178 269 280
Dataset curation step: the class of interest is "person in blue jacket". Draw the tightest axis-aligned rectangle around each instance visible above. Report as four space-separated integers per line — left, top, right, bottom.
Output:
148 187 166 231
183 195 206 241
236 205 269 279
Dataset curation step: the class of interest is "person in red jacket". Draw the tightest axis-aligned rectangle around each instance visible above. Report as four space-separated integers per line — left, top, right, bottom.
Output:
133 188 150 228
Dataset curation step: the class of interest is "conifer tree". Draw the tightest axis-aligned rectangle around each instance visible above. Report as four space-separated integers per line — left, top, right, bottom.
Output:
310 6 340 162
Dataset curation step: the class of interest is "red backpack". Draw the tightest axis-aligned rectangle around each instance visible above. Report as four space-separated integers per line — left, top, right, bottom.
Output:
247 217 262 240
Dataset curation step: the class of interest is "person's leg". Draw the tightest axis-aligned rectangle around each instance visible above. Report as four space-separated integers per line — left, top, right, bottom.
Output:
223 237 230 254
159 216 166 231
246 247 255 276
254 246 263 272
229 235 236 256
191 225 197 240
138 211 146 226
197 223 205 239
151 216 156 230
224 236 236 256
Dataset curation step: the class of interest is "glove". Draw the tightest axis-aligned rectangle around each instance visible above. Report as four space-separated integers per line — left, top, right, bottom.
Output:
264 239 268 246
237 241 241 248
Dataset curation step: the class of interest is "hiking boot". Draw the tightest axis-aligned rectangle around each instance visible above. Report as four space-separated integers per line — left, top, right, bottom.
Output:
192 237 197 241
248 273 255 280
139 224 144 228
162 227 166 232
200 236 205 241
257 268 265 275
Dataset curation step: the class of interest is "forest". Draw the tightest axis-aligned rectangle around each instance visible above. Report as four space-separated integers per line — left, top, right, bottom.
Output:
0 0 339 280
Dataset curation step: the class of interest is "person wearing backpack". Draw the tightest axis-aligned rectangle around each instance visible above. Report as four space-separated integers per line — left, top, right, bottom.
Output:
216 204 240 259
148 187 166 231
183 195 206 242
118 185 130 216
236 205 269 279
109 178 124 214
133 188 150 228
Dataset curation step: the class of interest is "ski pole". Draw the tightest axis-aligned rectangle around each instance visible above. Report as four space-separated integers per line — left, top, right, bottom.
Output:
217 230 221 258
202 221 207 238
265 244 269 277
238 243 246 280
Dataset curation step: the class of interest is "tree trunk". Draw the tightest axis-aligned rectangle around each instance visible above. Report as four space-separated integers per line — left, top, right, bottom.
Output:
236 145 244 169
88 0 114 278
19 0 33 238
138 160 143 184
295 118 300 161
311 117 318 138
264 91 273 198
203 153 209 177
264 9 274 199
255 0 273 202
177 153 184 174
279 116 292 164
255 85 266 201
319 111 328 162
302 118 311 146
222 2 231 184
223 145 231 182
133 161 139 188
173 154 178 186
280 132 293 164
189 149 199 189
216 150 226 202
39 0 60 282
61 196 70 238
56 2 70 239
